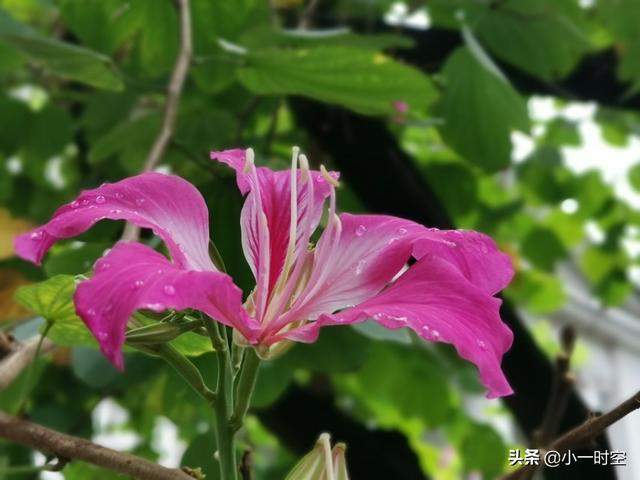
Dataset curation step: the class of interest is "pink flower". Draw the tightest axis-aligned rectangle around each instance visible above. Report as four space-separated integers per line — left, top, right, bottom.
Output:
15 147 515 398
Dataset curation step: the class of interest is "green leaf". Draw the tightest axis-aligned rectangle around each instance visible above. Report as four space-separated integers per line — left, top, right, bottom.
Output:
506 270 566 314
337 343 453 426
459 423 506 477
474 0 590 80
43 242 110 277
629 163 640 192
0 8 123 90
14 274 78 324
238 46 436 115
438 47 529 172
542 118 581 147
286 326 371 373
521 227 567 271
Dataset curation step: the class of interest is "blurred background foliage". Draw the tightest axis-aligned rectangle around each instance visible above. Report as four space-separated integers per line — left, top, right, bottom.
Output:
1 0 640 479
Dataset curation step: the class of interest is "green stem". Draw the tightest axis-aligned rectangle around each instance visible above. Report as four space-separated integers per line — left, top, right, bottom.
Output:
204 319 238 480
230 348 261 432
17 321 53 413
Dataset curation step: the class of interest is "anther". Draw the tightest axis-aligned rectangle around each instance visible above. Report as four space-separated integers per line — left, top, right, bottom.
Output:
320 165 340 187
243 148 255 174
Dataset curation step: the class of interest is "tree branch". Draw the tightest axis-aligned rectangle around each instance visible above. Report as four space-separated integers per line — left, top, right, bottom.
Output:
502 390 640 479
0 336 55 391
143 0 193 172
0 411 197 480
122 0 192 241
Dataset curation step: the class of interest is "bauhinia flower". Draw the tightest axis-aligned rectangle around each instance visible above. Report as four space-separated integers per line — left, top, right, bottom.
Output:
15 147 515 398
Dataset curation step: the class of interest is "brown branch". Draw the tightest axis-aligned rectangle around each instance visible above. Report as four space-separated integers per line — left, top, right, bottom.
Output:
143 0 192 172
534 326 576 447
0 336 55 391
0 411 197 480
502 390 640 479
122 0 193 241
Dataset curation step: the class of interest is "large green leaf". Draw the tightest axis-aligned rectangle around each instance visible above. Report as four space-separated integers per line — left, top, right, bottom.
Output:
237 45 435 115
474 0 590 80
438 47 529 172
0 9 123 90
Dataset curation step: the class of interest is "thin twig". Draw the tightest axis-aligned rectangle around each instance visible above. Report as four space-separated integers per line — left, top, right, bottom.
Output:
298 0 321 29
122 0 193 241
0 336 55 391
143 0 192 172
0 411 198 480
534 325 576 446
502 390 640 479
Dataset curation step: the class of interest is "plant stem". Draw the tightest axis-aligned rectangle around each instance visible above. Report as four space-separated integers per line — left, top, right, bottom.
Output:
204 319 238 480
230 348 261 432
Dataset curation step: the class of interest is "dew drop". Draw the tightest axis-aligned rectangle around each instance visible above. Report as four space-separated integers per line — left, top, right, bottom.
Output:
355 225 367 236
98 262 110 271
97 331 107 341
87 308 96 317
30 230 43 240
477 339 487 350
355 259 367 275
81 199 90 206
135 197 145 207
115 192 124 200
133 280 144 289
164 284 176 295
109 209 122 214
431 329 440 340
398 227 408 235
95 195 106 204
70 200 80 209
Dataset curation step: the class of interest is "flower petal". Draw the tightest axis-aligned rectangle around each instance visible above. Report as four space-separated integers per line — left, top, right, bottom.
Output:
280 214 424 325
211 149 338 303
15 172 215 271
412 229 514 295
284 253 513 398
74 242 257 369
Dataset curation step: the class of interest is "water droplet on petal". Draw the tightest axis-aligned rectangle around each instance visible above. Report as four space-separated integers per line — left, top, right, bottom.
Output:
81 199 90 206
30 231 43 240
480 243 489 254
431 329 440 340
133 280 144 289
70 200 80 209
109 209 122 214
115 192 124 200
477 339 487 350
135 197 145 207
95 195 106 204
163 284 176 295
398 227 408 235
355 225 367 236
98 262 110 271
87 308 96 317
97 331 107 341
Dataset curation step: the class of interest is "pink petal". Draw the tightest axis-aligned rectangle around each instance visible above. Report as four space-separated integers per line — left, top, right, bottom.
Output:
269 217 513 339
284 253 514 399
413 229 514 295
279 214 425 327
211 149 339 305
74 242 257 369
14 173 215 271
